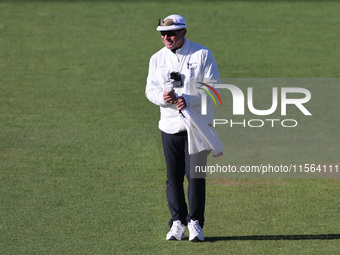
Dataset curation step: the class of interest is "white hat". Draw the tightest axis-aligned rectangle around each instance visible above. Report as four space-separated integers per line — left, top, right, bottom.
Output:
156 14 187 31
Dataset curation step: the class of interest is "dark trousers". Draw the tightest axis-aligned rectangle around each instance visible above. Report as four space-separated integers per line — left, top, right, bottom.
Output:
161 131 208 228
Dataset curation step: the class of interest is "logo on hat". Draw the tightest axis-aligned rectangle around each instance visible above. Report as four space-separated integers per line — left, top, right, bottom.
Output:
156 14 187 31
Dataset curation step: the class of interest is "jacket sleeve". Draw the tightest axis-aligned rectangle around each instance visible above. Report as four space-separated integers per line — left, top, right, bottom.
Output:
145 56 169 107
183 49 220 108
203 49 220 81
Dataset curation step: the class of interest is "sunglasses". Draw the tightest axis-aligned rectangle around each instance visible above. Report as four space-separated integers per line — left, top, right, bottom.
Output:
160 29 184 37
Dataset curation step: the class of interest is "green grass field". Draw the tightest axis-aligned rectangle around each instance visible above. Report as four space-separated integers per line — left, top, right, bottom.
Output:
1 1 340 254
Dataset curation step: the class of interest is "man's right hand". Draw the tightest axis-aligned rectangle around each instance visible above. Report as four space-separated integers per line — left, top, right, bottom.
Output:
163 91 177 104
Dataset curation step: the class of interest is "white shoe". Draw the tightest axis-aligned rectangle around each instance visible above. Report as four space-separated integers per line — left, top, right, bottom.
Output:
166 220 185 241
188 220 204 242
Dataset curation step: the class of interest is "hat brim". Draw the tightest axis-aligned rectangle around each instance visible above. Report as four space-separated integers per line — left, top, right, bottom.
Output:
156 25 186 31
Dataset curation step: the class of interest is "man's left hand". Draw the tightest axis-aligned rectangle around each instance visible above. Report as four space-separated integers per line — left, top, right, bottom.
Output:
175 96 186 110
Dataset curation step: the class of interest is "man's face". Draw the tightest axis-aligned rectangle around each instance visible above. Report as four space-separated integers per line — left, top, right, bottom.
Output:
161 29 186 50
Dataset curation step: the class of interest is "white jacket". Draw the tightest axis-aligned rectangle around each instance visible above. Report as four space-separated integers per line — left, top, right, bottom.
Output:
181 108 223 157
145 38 220 134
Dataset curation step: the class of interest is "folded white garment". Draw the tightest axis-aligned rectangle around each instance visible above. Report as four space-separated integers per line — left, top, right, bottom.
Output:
180 108 223 157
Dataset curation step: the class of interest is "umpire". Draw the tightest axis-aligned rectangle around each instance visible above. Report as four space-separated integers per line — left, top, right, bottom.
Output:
145 14 220 242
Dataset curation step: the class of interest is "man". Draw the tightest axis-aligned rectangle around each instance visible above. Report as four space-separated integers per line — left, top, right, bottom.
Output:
145 14 220 242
